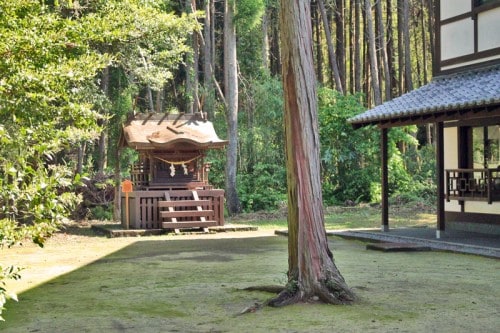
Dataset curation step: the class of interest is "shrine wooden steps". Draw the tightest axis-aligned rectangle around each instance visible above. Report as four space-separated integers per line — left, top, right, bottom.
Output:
158 191 217 233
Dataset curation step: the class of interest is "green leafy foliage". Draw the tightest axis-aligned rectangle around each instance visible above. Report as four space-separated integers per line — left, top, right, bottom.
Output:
318 89 380 204
234 0 265 33
237 75 286 212
0 0 105 226
0 264 21 321
318 88 436 205
238 163 287 212
0 0 198 318
0 1 105 317
89 205 113 221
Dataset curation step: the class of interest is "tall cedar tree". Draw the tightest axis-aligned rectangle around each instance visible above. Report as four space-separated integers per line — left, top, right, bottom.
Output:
224 0 242 215
365 0 382 105
269 0 355 306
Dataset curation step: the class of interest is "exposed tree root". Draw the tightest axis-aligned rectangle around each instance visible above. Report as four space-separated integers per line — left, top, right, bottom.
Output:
267 289 301 307
267 277 356 307
240 277 356 314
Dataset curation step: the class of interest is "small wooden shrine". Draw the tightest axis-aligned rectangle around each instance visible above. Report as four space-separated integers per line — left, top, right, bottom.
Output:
119 112 227 231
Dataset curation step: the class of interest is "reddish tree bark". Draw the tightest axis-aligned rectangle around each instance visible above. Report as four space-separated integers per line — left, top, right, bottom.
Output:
269 0 355 307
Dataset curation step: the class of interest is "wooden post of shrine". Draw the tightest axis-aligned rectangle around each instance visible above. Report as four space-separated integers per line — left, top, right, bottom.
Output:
121 179 133 230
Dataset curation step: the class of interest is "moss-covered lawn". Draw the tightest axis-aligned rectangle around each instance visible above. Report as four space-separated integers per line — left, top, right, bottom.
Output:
2 226 498 332
228 203 436 230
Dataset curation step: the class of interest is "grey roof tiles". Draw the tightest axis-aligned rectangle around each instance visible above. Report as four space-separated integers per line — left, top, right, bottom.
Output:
348 65 500 126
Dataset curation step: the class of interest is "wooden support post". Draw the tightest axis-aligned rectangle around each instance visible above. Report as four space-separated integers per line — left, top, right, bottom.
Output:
164 192 179 234
121 180 133 230
381 128 389 232
436 122 445 238
192 190 208 232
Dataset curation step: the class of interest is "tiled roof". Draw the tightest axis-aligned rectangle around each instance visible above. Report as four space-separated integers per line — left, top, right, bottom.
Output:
348 65 500 127
121 113 227 150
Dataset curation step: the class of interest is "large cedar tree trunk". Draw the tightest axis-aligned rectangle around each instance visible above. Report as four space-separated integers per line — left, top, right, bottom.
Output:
269 0 355 307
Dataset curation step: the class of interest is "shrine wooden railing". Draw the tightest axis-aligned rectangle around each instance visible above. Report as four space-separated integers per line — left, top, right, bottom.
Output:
446 168 500 204
121 189 224 229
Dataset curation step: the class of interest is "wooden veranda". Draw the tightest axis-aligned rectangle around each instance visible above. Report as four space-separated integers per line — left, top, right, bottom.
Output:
119 112 227 232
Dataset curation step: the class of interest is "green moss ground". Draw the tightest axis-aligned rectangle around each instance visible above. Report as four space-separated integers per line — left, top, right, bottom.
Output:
2 232 498 332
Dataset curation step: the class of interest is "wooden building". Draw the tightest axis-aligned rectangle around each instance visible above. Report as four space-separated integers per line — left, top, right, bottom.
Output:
349 0 500 237
119 112 227 231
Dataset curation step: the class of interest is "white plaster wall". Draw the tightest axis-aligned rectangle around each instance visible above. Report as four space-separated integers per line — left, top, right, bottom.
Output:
444 126 458 170
441 19 474 60
478 8 500 52
444 126 461 212
440 0 470 20
465 201 500 214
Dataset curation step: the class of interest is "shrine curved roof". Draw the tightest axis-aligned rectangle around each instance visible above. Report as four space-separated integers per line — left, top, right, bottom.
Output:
120 112 227 150
348 65 500 128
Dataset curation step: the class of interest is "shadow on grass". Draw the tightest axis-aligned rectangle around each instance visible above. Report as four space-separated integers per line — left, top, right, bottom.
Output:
2 236 499 333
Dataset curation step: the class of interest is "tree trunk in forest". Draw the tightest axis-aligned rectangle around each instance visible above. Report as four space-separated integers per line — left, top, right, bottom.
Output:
155 88 163 113
138 48 156 112
348 1 354 93
354 0 361 93
76 142 86 175
262 7 270 71
192 32 200 114
318 0 344 94
413 18 422 87
375 0 391 101
185 0 198 114
269 0 355 307
420 0 428 84
427 123 433 146
427 0 435 71
270 6 281 76
224 0 241 215
403 0 413 91
203 0 215 118
365 0 382 105
387 0 397 98
97 130 108 175
426 0 436 146
113 146 121 221
313 3 324 84
335 0 346 90
397 0 404 95
364 42 371 106
97 66 109 175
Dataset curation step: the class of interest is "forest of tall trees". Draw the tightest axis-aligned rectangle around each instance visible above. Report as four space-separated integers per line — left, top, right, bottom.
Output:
199 0 436 213
0 0 438 234
1 0 438 221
